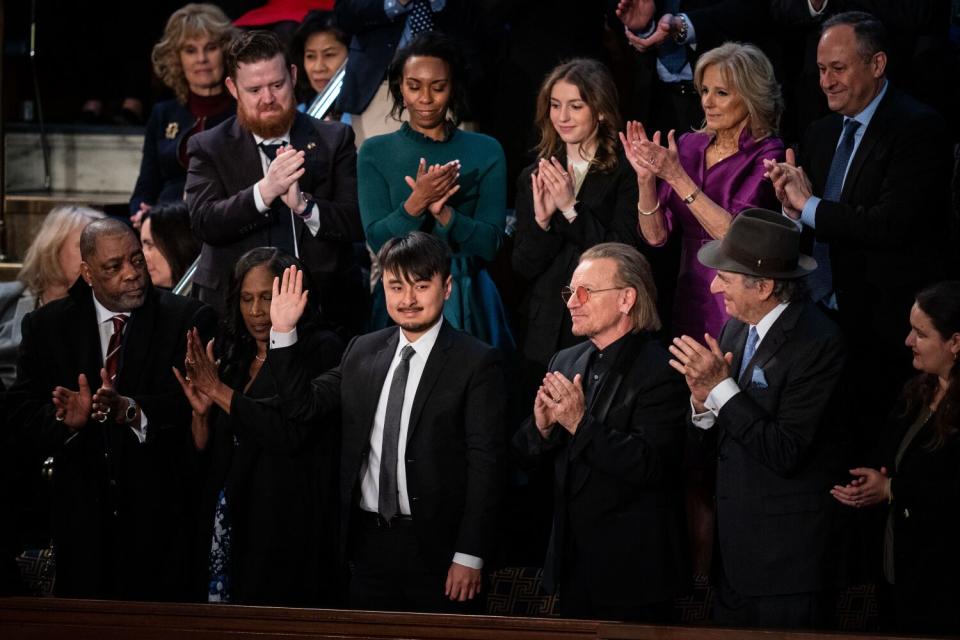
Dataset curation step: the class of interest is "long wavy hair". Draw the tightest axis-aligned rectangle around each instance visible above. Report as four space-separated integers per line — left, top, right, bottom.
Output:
533 58 622 173
151 3 237 103
218 248 323 382
900 281 960 450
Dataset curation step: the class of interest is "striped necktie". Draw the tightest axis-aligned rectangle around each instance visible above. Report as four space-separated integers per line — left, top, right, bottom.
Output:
105 314 127 383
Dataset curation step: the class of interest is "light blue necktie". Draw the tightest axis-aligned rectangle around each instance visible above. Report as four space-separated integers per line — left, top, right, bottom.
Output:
808 118 861 305
738 326 759 381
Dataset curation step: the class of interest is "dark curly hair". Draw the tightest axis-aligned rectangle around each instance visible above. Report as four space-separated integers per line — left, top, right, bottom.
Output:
386 31 469 127
900 281 960 450
218 248 322 381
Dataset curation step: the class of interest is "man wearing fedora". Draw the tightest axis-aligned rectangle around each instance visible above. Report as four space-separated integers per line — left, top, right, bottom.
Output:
669 208 848 629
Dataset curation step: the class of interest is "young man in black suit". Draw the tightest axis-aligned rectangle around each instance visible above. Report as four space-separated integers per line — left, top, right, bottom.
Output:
7 218 216 600
513 242 689 621
185 30 364 332
670 209 848 628
264 231 505 612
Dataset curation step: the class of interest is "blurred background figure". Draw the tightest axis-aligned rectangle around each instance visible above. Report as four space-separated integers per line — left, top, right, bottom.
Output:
0 206 105 388
140 201 202 290
831 281 960 636
175 248 343 605
291 11 348 116
130 3 238 225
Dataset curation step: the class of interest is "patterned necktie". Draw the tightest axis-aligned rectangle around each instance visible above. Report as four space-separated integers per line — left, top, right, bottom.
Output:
808 118 861 305
379 345 416 522
738 325 759 381
105 314 127 384
658 0 687 74
408 0 435 36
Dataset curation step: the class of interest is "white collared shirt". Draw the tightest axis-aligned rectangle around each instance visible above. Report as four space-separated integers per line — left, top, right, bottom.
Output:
250 130 321 248
91 295 148 442
691 302 790 430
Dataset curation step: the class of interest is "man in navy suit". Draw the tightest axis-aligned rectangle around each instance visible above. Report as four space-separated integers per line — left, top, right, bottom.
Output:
671 209 847 628
185 30 364 331
263 231 504 612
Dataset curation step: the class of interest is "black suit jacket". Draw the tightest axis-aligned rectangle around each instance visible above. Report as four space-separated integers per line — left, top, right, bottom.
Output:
707 301 847 597
514 332 689 607
185 112 364 327
512 153 640 367
800 86 952 353
196 327 344 606
267 321 505 573
6 281 216 599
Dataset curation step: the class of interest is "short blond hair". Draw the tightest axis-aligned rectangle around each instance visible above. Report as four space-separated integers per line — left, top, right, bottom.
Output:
151 3 237 103
694 42 783 140
579 243 661 333
18 206 105 298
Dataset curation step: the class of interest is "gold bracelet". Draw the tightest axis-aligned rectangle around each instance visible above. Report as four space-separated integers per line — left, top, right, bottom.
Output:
637 200 661 217
682 185 701 204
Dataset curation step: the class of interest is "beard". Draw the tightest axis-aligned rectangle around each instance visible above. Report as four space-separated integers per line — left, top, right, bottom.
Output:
237 97 297 139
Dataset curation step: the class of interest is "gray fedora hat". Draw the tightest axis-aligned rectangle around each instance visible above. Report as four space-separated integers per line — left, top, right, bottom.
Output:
697 208 817 279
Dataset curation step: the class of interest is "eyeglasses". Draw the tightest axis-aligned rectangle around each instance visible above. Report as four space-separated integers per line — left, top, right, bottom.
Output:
560 285 624 304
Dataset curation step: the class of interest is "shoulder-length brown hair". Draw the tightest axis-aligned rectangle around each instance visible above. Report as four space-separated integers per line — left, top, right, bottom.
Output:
533 58 622 173
899 282 960 450
151 3 237 104
693 42 783 140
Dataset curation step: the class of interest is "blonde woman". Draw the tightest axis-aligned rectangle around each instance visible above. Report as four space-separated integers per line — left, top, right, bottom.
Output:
0 206 104 387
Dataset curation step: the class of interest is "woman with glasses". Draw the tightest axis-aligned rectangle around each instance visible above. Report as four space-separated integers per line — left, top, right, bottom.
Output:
512 58 640 396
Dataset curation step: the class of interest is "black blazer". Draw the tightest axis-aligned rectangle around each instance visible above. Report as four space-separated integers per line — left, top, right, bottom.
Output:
513 332 689 607
6 281 216 600
185 112 364 327
196 328 343 606
266 321 506 573
800 86 953 349
512 153 640 367
708 301 848 597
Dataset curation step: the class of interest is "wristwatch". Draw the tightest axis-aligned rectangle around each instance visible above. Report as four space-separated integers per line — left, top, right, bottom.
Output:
296 192 315 219
673 14 689 44
123 397 139 423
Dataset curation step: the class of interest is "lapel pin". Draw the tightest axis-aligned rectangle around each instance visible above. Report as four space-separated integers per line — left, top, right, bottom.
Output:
306 142 317 150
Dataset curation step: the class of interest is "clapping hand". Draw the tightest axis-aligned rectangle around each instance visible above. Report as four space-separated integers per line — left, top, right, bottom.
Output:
616 0 656 32
261 144 306 204
763 148 812 220
92 367 131 424
831 467 891 509
173 331 214 418
634 129 685 184
537 157 577 213
540 372 585 435
620 120 658 183
51 373 93 430
270 265 309 334
668 334 733 411
530 170 557 230
404 158 460 218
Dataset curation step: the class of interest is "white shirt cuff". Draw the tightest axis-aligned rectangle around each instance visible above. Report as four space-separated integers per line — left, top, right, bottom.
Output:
130 408 148 444
452 552 483 570
254 181 271 214
302 202 321 235
560 205 577 223
690 399 716 430
270 327 298 348
807 0 828 16
705 377 740 413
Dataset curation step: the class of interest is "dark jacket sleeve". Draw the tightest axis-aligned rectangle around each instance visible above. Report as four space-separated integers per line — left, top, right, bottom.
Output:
129 104 165 215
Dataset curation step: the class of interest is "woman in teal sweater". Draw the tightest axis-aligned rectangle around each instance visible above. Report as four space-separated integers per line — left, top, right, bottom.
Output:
357 32 512 349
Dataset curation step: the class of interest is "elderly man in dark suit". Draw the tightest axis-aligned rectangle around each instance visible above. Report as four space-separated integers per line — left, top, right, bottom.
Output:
258 231 504 613
185 30 364 332
764 11 952 444
513 242 689 621
669 209 848 628
6 218 216 600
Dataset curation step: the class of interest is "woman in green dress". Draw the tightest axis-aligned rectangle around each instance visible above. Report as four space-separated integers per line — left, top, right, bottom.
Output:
357 32 512 349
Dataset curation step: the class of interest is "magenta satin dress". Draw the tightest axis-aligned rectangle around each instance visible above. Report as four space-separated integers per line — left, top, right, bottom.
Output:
652 129 785 339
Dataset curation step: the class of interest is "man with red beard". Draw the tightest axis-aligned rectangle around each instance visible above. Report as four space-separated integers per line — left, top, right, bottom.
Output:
185 31 365 333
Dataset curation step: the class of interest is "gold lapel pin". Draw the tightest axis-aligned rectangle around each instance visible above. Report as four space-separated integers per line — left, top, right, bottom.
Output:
306 142 317 150
165 122 179 139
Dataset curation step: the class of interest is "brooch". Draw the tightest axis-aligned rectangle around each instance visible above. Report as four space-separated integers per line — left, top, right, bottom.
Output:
165 122 179 139
306 142 317 150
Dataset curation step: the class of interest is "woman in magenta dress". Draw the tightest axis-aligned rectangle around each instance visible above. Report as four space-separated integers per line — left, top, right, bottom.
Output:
622 42 785 339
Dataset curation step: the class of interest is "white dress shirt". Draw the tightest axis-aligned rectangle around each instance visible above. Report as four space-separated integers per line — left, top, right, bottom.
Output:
92 295 148 443
691 302 789 430
251 131 322 253
269 317 483 569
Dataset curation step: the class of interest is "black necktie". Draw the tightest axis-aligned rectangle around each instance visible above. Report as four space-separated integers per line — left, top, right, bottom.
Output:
808 118 861 304
379 345 416 522
258 141 285 160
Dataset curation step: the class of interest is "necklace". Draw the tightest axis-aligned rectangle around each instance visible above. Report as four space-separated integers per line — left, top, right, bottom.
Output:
254 354 266 363
711 137 737 162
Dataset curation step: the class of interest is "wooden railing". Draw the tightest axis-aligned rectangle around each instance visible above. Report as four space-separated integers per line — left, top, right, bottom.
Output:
0 598 933 640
